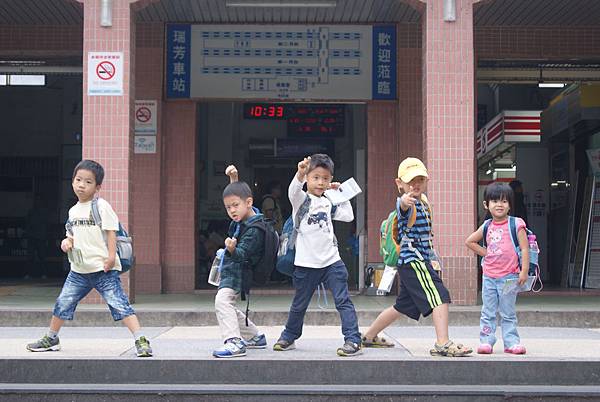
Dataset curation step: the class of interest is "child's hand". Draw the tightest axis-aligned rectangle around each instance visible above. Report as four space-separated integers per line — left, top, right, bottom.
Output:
297 157 310 180
225 165 238 183
61 236 73 253
400 187 418 210
329 182 341 190
225 237 237 253
103 256 115 272
518 270 528 286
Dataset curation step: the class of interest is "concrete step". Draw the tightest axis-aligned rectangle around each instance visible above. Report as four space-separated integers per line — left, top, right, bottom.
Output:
2 309 600 327
1 384 600 402
2 358 600 386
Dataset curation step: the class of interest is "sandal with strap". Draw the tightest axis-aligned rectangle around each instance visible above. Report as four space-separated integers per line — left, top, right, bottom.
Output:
430 340 473 357
362 335 395 348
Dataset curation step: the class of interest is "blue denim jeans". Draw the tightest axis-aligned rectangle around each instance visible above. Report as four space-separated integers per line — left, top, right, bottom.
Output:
480 273 520 348
53 270 135 321
281 260 361 344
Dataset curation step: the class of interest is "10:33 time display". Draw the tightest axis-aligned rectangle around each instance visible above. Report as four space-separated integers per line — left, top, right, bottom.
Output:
243 103 286 119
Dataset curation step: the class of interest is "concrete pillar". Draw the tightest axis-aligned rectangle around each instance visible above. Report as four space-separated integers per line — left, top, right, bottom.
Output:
79 0 137 302
420 0 479 305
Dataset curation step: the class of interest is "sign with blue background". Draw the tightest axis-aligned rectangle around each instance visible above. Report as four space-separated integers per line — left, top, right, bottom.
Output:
372 25 397 100
166 24 191 98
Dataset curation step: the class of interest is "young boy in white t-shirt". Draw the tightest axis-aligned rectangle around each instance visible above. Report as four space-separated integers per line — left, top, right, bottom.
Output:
273 154 362 356
26 160 152 357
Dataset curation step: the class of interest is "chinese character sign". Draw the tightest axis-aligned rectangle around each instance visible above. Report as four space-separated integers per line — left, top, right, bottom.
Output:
166 24 396 101
167 25 191 98
372 26 396 100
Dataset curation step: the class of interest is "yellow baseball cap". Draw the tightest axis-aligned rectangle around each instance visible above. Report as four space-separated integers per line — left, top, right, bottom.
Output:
397 157 428 183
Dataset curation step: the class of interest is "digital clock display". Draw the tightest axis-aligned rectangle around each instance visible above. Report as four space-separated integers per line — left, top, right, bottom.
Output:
243 103 345 137
243 103 286 119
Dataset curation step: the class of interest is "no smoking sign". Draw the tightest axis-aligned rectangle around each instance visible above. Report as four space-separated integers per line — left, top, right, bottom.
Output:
135 100 157 135
87 52 123 96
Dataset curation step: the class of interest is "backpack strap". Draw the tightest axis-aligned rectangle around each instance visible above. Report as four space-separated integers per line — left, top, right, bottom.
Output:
91 197 102 228
288 195 311 249
507 216 521 256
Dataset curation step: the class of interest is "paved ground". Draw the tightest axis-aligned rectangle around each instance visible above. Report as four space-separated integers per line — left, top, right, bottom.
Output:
3 325 600 360
1 279 599 312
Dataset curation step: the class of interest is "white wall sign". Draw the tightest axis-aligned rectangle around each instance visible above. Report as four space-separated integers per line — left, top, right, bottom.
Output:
87 52 123 96
134 100 157 135
166 24 396 101
134 136 156 154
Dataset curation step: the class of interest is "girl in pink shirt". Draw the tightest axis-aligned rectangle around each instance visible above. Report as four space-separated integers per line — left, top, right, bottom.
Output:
465 182 530 355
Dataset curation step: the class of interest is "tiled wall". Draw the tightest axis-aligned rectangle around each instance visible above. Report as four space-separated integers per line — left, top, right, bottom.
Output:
162 101 197 293
475 26 600 59
80 0 135 303
132 23 164 294
366 24 423 265
421 0 478 305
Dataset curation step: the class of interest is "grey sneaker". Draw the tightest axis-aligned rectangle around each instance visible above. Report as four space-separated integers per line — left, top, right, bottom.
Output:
27 335 61 352
135 336 153 357
273 338 295 351
244 334 267 349
337 341 362 357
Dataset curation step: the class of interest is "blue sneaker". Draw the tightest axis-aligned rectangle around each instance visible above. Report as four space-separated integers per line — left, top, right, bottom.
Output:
244 334 267 349
212 338 246 358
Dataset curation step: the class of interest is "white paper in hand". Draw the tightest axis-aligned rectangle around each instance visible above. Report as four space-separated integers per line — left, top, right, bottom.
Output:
325 177 362 205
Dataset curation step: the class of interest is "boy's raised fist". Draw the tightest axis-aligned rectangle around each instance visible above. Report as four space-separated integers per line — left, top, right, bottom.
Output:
225 165 238 183
297 157 311 179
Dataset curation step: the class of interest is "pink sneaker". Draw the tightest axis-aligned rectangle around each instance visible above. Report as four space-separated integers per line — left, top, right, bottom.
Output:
504 345 526 354
477 344 493 354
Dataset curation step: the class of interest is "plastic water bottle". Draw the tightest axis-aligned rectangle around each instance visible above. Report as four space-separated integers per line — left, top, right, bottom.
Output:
208 249 225 286
528 234 538 251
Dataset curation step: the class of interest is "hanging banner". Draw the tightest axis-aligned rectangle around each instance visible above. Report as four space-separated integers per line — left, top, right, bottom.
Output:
87 52 123 96
166 24 396 101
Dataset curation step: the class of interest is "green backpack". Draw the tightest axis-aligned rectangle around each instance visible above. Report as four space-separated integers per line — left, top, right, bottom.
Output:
379 195 431 267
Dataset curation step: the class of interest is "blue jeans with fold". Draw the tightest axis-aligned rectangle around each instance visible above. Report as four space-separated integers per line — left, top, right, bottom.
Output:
480 273 520 348
281 260 361 344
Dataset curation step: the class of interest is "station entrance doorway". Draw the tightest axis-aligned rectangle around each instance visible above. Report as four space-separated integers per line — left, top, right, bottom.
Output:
195 101 367 291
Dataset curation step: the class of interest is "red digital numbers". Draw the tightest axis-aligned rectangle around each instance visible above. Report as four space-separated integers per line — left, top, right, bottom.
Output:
246 104 285 119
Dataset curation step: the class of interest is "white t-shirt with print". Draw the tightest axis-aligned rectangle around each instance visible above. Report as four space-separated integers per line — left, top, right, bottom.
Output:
67 198 122 274
289 176 354 268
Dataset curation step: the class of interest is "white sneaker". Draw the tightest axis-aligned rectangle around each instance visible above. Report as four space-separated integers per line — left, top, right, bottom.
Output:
212 339 247 358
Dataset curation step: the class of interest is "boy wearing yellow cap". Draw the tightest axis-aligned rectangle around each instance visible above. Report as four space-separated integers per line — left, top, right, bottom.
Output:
361 157 472 357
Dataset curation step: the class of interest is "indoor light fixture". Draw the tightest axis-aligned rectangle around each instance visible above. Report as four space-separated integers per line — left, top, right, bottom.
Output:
226 1 337 7
494 167 516 172
538 82 566 88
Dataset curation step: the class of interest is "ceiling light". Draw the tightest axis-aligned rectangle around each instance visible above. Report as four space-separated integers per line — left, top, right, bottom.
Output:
494 167 516 172
538 82 565 88
226 1 337 7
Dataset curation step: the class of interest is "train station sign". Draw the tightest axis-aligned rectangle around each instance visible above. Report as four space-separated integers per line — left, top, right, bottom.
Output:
166 24 396 101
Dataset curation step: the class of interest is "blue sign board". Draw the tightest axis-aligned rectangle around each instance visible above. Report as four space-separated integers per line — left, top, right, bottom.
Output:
372 25 397 100
166 24 191 98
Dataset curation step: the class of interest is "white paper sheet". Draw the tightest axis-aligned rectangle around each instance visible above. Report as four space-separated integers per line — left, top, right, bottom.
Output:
325 177 362 205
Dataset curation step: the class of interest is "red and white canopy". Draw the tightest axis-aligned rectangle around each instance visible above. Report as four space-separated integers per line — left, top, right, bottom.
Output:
476 110 541 159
